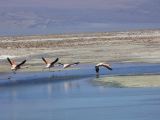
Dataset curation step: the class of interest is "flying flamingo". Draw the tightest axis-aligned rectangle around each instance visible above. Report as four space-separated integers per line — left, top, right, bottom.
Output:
58 62 80 69
7 57 27 74
95 63 112 76
42 57 59 71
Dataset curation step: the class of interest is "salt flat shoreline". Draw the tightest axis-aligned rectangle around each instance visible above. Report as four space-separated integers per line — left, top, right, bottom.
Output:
0 29 160 72
0 62 160 87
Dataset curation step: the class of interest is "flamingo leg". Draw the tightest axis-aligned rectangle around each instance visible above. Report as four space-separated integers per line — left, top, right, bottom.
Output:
96 73 99 78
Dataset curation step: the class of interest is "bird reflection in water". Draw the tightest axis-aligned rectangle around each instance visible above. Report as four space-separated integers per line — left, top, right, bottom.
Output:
47 83 53 97
63 81 80 93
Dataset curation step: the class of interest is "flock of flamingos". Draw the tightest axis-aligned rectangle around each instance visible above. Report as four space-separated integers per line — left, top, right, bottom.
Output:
6 57 113 76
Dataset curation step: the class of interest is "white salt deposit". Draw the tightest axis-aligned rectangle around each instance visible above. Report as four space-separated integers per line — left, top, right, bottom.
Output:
0 55 16 60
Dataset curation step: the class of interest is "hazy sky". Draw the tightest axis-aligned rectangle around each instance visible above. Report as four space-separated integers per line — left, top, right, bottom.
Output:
0 0 158 10
0 0 160 35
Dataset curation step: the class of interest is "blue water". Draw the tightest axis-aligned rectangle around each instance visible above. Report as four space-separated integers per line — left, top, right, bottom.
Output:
0 63 160 120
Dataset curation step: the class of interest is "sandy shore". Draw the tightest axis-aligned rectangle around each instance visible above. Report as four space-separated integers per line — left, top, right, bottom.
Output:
0 29 160 72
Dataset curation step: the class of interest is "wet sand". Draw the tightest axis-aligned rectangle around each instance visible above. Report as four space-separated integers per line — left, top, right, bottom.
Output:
94 75 160 87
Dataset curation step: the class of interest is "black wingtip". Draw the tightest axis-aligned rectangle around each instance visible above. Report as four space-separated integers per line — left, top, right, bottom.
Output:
7 57 12 65
53 58 59 64
17 59 27 67
23 60 27 63
109 67 113 70
75 62 80 65
41 57 44 60
55 58 59 62
7 57 10 60
42 57 48 64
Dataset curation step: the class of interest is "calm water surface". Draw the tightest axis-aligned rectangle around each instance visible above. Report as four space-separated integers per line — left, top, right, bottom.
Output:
0 63 160 120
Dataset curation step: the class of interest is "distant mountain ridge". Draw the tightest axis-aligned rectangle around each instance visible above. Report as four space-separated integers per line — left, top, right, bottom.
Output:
0 7 160 36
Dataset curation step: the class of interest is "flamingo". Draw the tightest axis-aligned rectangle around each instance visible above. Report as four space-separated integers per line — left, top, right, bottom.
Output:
42 57 59 71
95 63 112 75
7 57 27 74
58 62 80 68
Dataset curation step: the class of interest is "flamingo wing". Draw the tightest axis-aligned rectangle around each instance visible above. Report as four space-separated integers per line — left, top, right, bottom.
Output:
69 62 80 66
51 58 59 66
17 60 26 68
7 57 13 65
71 62 80 65
103 64 112 70
42 57 48 64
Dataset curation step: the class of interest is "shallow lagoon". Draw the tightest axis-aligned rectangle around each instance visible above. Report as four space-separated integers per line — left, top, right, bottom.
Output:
0 63 160 120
